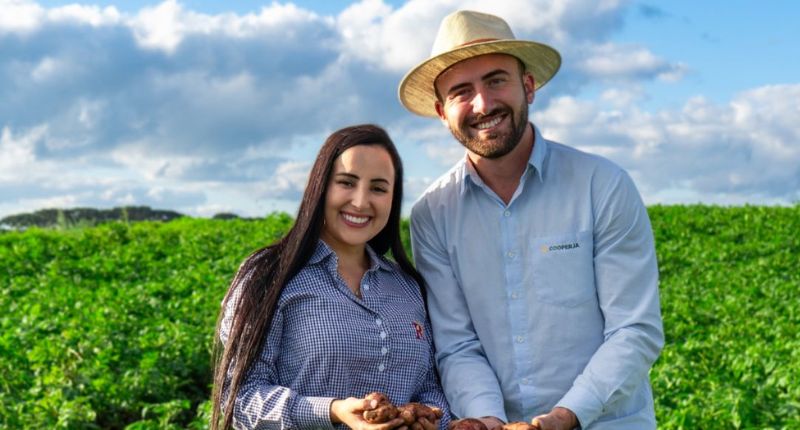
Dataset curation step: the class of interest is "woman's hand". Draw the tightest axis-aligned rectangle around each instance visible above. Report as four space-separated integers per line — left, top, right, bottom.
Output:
331 397 405 430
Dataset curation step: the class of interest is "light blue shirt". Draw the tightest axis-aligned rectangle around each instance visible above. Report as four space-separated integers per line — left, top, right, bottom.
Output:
410 124 664 429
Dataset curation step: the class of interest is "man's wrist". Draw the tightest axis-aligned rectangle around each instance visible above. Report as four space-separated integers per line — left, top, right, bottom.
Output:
552 407 578 428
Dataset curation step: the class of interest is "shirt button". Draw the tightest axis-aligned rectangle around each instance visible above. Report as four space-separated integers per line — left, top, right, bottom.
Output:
522 378 531 385
381 347 388 355
516 336 525 343
511 292 519 299
380 331 387 339
375 319 382 326
363 284 370 291
378 363 385 372
507 251 516 258
504 210 511 217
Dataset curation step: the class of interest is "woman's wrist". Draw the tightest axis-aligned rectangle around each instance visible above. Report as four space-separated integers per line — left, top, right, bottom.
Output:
329 399 343 424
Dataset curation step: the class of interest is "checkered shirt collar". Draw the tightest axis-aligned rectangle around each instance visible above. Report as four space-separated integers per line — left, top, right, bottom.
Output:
309 239 394 273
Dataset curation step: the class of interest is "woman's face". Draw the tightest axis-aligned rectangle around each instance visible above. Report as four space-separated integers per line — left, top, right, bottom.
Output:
320 144 395 255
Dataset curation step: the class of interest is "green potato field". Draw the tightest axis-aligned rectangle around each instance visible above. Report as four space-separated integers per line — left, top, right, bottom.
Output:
1 206 798 429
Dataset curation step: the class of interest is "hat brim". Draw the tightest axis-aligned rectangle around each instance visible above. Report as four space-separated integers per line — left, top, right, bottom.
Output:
398 39 561 118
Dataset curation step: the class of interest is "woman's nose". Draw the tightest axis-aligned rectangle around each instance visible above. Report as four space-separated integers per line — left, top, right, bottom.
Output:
351 187 368 208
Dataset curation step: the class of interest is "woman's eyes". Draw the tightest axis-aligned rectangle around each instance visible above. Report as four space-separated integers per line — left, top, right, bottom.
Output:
336 180 388 193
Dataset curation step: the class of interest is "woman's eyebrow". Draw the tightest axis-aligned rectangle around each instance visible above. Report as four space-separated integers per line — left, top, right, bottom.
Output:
334 172 359 179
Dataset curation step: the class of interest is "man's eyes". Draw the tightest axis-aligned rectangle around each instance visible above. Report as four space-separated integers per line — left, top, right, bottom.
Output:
487 77 507 86
447 79 508 101
448 89 470 100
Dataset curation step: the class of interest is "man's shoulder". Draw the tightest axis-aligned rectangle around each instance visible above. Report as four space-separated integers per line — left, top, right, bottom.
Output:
411 160 465 211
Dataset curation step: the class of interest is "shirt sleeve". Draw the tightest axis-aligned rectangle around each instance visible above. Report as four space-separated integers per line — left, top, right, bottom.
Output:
410 199 508 422
555 169 664 427
221 286 336 430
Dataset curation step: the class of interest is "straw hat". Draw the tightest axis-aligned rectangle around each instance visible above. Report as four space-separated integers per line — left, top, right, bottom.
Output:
398 10 561 118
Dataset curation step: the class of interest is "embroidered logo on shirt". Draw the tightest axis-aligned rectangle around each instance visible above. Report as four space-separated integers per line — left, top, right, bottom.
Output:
540 242 580 253
412 321 425 339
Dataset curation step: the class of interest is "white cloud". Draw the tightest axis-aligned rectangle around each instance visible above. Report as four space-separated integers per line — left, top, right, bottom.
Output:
130 0 188 53
110 142 207 180
336 0 445 72
600 86 646 108
17 193 81 209
536 83 800 204
0 0 119 34
49 3 121 26
0 0 797 220
129 0 325 53
577 42 678 81
261 160 311 200
30 56 62 81
0 0 44 34
0 125 43 180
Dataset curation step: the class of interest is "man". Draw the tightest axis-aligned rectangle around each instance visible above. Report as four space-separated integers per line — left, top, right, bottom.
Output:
400 10 664 430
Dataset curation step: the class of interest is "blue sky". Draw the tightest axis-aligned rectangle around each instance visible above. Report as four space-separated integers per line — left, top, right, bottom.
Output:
1 0 799 219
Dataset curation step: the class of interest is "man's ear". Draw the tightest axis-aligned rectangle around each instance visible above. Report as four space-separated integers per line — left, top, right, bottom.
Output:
523 72 535 104
435 101 448 124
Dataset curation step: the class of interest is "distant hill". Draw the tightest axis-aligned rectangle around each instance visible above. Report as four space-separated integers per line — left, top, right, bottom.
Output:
0 206 186 229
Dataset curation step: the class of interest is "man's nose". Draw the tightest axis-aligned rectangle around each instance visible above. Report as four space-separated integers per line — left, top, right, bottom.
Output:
471 87 494 115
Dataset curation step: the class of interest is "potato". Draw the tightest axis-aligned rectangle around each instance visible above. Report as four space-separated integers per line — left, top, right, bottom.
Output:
397 402 443 425
502 422 537 430
362 392 399 423
448 418 489 430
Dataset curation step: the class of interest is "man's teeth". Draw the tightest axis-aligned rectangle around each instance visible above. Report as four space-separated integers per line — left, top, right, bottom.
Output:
475 116 502 130
342 213 369 224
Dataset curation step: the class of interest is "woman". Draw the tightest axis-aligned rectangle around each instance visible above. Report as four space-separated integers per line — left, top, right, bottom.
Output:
211 124 450 430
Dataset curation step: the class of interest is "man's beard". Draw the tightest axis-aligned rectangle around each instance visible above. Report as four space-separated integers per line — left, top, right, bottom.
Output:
449 99 529 159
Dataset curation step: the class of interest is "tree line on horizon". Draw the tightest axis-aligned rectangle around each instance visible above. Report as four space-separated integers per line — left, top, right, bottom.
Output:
0 206 247 230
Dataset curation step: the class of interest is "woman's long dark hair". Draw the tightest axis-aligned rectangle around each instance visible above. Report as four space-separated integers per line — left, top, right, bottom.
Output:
210 124 424 430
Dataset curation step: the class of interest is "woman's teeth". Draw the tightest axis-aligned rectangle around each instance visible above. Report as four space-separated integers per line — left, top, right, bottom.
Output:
342 213 369 224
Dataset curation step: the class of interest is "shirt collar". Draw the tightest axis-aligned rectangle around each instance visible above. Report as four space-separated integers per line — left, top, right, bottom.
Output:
459 123 548 195
309 239 393 272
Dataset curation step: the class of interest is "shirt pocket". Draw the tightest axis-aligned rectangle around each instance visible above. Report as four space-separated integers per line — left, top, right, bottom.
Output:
529 230 595 307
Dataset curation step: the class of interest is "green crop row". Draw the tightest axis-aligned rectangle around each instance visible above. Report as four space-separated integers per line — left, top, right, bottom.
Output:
0 214 294 429
0 206 798 429
649 205 799 429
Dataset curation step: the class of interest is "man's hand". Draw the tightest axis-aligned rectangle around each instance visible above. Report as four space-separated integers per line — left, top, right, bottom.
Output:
530 407 578 430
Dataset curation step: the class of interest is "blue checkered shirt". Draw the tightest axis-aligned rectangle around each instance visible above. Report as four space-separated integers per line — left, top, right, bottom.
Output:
221 240 451 430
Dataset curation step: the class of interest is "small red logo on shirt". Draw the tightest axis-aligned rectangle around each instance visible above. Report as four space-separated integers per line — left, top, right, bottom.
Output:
413 321 424 339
